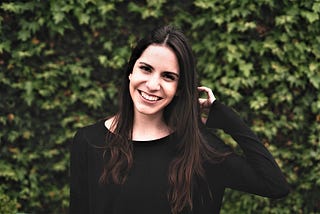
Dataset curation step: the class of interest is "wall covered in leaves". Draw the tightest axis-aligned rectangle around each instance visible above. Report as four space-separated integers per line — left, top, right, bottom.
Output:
0 0 319 213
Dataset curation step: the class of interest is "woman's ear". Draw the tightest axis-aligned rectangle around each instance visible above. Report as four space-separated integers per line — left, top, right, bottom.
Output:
128 73 132 80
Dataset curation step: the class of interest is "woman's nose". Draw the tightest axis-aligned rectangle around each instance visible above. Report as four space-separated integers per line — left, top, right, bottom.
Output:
146 75 161 91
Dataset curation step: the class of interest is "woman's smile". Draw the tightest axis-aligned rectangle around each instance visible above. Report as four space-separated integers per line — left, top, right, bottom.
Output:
139 90 162 102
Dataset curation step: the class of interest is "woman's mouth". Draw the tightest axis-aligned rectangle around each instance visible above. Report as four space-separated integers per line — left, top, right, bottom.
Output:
139 90 162 101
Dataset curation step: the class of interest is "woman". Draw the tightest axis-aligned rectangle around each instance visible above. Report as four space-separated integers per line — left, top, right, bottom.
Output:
70 25 290 214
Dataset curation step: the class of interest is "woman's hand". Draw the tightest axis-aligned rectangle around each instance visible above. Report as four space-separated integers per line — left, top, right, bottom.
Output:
198 86 216 108
198 86 216 123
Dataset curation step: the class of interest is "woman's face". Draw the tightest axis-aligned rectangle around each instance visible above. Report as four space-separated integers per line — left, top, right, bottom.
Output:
129 44 180 118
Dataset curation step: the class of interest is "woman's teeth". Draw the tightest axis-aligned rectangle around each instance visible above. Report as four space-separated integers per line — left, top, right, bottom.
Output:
140 91 160 101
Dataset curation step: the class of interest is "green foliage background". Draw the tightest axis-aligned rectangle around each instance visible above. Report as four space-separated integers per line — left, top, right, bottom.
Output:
1 0 319 213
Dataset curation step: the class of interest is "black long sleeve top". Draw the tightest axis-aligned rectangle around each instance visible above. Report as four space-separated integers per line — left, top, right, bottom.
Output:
70 101 290 214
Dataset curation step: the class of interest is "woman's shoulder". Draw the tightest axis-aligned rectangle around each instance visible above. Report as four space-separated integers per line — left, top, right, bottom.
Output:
78 119 106 133
73 119 108 147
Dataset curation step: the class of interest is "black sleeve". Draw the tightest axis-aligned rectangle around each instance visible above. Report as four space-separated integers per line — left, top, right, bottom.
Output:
70 129 89 213
206 101 290 198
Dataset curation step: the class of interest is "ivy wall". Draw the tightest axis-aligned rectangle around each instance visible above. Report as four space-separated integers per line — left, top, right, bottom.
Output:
1 0 319 213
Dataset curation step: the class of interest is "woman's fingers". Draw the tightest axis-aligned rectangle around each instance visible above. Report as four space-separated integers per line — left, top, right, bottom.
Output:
197 86 216 106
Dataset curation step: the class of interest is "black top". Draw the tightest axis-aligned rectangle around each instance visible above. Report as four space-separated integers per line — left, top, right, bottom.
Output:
70 101 290 214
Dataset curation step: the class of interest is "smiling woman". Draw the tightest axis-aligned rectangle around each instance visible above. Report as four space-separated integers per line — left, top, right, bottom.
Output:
70 25 290 214
129 45 179 124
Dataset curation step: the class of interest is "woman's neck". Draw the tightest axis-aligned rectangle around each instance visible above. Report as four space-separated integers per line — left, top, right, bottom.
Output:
131 112 171 141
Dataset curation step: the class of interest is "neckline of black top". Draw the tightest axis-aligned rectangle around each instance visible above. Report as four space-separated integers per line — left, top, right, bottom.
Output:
131 134 173 146
100 119 174 146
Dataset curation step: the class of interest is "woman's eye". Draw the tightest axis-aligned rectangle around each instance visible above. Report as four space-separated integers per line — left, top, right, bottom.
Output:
163 73 177 81
140 66 151 72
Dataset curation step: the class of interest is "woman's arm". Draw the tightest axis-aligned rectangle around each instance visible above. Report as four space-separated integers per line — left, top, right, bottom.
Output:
198 86 290 198
205 100 290 198
70 129 89 213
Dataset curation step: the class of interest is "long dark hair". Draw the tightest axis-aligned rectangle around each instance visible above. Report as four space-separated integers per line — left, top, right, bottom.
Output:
100 26 226 213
